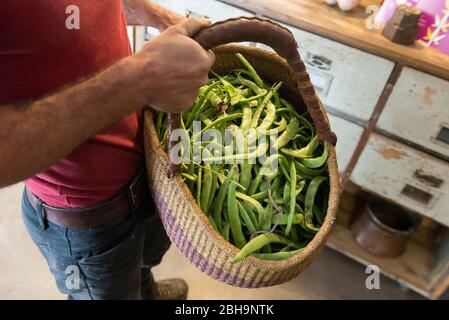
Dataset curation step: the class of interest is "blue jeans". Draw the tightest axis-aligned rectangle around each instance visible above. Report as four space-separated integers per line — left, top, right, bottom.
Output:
21 188 171 300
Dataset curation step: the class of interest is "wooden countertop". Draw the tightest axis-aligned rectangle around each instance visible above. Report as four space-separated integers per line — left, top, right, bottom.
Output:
220 0 449 80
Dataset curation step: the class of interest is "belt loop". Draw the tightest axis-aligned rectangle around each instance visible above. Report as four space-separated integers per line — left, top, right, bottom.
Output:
35 198 48 230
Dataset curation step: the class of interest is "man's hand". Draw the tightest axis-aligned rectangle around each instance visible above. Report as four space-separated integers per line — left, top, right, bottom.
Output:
130 18 215 113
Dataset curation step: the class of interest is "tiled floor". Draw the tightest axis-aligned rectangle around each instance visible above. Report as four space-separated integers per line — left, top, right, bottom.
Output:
0 183 442 300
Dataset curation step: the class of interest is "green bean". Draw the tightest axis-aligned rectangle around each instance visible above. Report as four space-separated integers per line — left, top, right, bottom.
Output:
248 154 281 195
231 233 302 263
186 81 220 127
260 202 274 231
236 76 264 95
195 113 243 138
213 168 234 228
200 163 212 213
235 192 265 226
237 201 256 234
273 118 300 149
209 91 223 108
294 158 327 177
223 221 230 242
236 53 264 88
208 215 219 232
239 137 252 191
241 201 258 228
285 160 297 235
281 135 319 158
272 213 304 225
257 102 277 131
240 105 253 130
305 176 328 214
300 144 328 169
251 249 303 260
250 83 282 128
202 142 268 163
206 165 218 213
196 166 202 208
228 167 246 249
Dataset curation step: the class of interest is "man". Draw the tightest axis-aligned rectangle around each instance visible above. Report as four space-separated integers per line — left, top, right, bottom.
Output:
0 0 215 300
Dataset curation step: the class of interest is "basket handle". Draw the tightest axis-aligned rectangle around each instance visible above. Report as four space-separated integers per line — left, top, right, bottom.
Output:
167 17 337 176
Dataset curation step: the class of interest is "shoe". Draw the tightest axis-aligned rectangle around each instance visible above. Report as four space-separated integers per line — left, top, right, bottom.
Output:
154 278 188 300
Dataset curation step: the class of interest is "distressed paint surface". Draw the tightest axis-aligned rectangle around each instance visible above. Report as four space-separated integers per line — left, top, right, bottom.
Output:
378 67 449 158
285 26 394 122
153 0 253 22
352 133 449 227
327 114 364 174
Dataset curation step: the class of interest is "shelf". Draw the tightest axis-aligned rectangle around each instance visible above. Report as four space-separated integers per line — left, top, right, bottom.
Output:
327 215 436 298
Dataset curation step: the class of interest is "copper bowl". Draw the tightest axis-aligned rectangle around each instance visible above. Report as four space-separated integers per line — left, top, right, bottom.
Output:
350 199 421 257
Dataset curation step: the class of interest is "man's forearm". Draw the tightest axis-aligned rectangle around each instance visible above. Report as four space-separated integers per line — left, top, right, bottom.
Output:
122 0 185 30
0 57 145 188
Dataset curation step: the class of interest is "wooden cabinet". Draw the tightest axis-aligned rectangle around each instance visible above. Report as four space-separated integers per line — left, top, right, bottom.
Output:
377 67 449 160
257 23 394 123
288 27 394 123
352 133 449 227
152 0 252 22
327 114 364 174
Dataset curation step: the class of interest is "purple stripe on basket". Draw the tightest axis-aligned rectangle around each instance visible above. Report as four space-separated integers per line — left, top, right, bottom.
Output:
151 189 264 288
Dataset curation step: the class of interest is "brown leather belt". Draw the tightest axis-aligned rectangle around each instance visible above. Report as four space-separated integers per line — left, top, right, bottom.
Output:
26 169 149 229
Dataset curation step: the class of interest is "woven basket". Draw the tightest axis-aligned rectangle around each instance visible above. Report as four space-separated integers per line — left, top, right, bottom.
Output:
143 18 340 288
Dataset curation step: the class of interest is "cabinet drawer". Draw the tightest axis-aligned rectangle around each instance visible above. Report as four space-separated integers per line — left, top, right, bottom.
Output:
153 0 252 22
144 1 253 45
352 133 449 226
377 67 449 159
290 28 394 122
258 25 394 122
327 114 363 174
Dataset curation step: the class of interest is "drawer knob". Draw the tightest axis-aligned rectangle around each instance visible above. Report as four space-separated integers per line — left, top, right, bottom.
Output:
413 169 444 189
436 126 449 146
401 184 433 206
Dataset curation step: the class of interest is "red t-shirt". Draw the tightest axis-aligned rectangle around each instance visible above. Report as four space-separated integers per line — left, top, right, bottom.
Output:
0 0 143 208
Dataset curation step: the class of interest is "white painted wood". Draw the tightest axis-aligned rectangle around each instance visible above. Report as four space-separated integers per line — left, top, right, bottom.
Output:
289 27 394 122
258 25 394 122
144 1 253 47
134 26 147 52
352 133 449 227
126 26 134 53
377 67 449 158
327 114 363 174
154 0 252 22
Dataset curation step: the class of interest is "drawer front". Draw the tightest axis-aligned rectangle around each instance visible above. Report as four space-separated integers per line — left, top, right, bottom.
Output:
127 26 134 52
289 27 394 122
153 0 252 22
327 114 363 174
377 67 449 159
352 133 449 226
258 25 394 122
144 1 253 45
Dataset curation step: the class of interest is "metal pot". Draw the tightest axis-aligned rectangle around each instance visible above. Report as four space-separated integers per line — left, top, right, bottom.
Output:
350 199 421 257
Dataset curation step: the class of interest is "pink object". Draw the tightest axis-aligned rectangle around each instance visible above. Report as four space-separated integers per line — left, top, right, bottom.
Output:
375 0 420 25
375 0 449 55
415 0 449 55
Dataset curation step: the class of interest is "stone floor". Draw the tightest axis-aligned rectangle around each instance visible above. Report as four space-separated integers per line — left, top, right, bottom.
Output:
0 183 445 300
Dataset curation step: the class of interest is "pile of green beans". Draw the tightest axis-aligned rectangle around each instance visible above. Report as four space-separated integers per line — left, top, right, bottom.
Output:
155 53 330 263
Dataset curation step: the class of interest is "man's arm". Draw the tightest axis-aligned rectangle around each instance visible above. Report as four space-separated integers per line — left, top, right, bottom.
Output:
122 0 185 30
0 19 214 188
